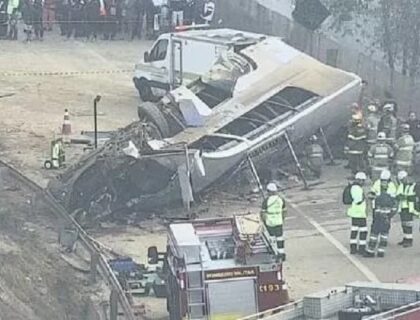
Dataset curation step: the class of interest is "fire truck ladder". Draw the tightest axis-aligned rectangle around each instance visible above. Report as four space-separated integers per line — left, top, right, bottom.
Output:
185 258 207 320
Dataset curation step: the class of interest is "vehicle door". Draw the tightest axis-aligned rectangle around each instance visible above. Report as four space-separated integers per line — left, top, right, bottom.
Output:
146 38 171 91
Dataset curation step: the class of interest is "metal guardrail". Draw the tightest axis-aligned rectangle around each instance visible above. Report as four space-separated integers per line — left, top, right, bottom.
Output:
238 300 303 320
0 160 137 320
364 301 420 320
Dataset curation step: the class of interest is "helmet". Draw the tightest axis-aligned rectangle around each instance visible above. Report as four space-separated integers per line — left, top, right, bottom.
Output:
266 183 278 192
397 170 408 180
377 132 386 140
400 123 410 132
380 169 391 180
310 135 318 142
367 104 377 112
383 103 394 112
352 113 362 122
355 172 367 180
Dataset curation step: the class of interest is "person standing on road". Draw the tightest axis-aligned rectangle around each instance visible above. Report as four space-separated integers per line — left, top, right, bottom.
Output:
85 0 100 40
345 113 367 175
21 0 34 42
364 191 396 258
33 0 44 40
396 170 418 247
303 135 324 179
406 111 420 142
7 8 18 40
200 0 214 24
367 132 394 181
378 103 398 145
394 123 416 175
261 183 286 261
346 172 368 255
365 104 381 147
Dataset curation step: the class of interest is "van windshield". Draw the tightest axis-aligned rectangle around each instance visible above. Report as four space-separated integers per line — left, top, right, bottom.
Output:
200 52 252 93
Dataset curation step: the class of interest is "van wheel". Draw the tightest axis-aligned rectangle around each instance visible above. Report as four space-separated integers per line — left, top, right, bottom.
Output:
138 79 154 102
137 102 170 139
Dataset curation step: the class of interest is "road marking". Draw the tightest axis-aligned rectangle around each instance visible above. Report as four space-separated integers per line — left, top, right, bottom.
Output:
285 197 380 282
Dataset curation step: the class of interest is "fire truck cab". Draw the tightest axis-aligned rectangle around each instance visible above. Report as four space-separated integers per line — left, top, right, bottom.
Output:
161 214 289 320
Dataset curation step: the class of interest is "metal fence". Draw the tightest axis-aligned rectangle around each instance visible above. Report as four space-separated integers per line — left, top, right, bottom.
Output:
215 0 420 116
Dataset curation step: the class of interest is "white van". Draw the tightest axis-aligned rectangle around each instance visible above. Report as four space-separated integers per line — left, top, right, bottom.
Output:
133 28 266 101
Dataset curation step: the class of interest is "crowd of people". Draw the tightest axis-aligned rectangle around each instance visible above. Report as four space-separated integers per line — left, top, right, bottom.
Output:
0 0 215 41
342 100 420 258
259 99 420 262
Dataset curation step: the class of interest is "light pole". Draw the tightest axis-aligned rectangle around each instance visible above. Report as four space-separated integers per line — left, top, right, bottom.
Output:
93 95 101 149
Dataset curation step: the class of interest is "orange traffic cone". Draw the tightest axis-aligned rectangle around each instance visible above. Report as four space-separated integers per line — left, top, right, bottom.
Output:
62 109 71 143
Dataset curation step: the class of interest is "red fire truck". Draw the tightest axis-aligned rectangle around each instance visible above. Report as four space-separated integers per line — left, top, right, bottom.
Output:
152 214 289 320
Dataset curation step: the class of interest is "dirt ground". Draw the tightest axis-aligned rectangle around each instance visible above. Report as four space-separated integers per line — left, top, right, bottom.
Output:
2 30 420 320
0 165 107 320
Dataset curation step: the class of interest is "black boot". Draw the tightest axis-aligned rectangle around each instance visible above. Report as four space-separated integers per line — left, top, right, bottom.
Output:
377 252 385 258
350 245 357 255
364 250 375 258
403 240 413 248
398 239 405 246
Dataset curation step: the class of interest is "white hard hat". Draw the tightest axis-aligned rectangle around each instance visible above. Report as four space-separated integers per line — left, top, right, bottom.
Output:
383 103 393 111
380 169 391 180
367 104 377 112
377 132 386 140
397 170 408 180
266 183 278 192
355 172 367 180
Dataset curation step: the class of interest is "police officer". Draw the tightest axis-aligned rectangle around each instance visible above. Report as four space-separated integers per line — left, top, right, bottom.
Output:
346 172 368 255
367 132 394 181
364 191 396 258
365 104 381 146
396 170 418 247
378 103 398 145
304 135 324 179
345 114 367 175
261 183 286 261
394 123 415 175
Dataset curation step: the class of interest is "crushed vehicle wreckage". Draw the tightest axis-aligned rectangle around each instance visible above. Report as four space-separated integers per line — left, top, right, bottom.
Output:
48 29 362 220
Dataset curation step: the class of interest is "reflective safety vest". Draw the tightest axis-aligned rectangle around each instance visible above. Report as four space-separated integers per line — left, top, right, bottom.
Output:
395 134 415 166
347 184 367 218
306 143 324 165
366 113 380 144
371 180 397 197
397 182 419 215
368 143 393 169
346 126 367 155
264 195 284 227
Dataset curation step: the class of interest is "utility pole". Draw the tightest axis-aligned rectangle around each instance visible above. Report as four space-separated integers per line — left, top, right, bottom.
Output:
93 95 101 149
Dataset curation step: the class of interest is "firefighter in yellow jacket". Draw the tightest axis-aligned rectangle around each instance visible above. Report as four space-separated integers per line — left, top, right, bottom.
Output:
261 183 286 261
396 170 418 247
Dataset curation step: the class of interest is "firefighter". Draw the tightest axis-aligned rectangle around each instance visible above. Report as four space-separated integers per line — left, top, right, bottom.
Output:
304 135 324 179
378 103 398 145
365 104 381 146
406 111 420 142
346 171 368 255
394 123 415 175
364 191 396 258
345 114 367 175
51 139 65 168
367 132 394 181
261 183 286 261
396 170 418 247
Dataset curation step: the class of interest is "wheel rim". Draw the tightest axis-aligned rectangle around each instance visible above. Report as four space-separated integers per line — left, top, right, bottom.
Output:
138 114 163 140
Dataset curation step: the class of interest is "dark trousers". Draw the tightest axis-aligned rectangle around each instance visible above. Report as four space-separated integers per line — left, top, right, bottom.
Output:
350 217 367 253
366 214 390 257
8 24 18 40
400 208 414 244
33 17 44 39
85 20 99 39
266 224 285 259
348 153 365 174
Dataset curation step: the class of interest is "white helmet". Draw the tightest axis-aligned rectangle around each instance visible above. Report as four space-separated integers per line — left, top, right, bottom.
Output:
377 132 386 140
383 103 394 112
380 169 391 180
367 104 377 112
355 172 367 180
397 170 408 180
266 183 278 192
